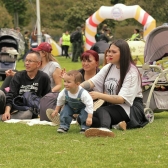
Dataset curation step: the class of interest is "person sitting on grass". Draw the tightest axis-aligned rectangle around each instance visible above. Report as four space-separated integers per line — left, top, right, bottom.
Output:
81 39 148 138
0 51 51 121
47 70 93 133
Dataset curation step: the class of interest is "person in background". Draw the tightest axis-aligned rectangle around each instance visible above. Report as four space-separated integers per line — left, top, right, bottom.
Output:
90 34 110 66
81 24 86 54
139 29 144 39
81 39 148 137
30 28 38 48
0 51 51 121
71 26 83 62
62 31 70 58
100 24 108 34
49 70 93 133
130 28 140 41
59 36 64 56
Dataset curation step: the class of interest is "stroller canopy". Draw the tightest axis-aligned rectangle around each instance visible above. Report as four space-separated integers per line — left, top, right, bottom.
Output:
0 35 18 51
0 28 25 55
144 25 168 63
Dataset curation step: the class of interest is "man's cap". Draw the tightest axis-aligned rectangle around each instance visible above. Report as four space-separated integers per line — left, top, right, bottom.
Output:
32 42 52 53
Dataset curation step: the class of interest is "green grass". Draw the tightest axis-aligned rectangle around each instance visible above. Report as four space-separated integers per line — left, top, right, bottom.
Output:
0 57 168 167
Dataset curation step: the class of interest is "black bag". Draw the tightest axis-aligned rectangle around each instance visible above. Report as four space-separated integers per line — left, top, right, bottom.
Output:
40 92 59 121
12 92 41 115
70 31 78 43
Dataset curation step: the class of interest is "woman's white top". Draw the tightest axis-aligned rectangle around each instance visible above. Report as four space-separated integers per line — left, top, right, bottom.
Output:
90 63 142 117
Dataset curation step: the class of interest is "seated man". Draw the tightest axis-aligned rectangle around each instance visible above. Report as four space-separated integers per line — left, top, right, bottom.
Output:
0 51 51 121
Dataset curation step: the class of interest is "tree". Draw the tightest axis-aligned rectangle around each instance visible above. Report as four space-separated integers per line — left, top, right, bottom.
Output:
0 4 13 28
63 0 111 32
1 0 28 28
126 0 168 24
110 0 125 5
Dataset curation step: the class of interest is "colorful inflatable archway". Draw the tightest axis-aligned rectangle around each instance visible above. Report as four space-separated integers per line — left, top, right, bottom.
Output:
85 3 156 50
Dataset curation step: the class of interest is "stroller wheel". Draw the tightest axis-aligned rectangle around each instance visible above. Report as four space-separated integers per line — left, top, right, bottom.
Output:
144 108 154 123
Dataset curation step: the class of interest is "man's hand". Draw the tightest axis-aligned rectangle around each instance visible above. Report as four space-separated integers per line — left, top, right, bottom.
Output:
1 112 10 121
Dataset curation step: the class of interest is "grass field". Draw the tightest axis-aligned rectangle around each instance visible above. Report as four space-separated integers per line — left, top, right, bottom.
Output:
0 56 168 168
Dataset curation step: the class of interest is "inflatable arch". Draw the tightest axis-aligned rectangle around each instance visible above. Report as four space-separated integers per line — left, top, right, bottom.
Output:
85 3 156 50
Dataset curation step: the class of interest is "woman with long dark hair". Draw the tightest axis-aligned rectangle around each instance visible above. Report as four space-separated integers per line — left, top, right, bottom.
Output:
81 39 148 137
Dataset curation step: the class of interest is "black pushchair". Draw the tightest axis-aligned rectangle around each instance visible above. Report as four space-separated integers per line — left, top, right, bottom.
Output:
0 28 25 80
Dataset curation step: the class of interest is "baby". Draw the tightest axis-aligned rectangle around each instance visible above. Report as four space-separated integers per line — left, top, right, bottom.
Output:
51 70 93 133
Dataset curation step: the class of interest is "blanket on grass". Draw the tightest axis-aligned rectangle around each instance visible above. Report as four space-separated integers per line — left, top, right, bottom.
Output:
4 118 77 126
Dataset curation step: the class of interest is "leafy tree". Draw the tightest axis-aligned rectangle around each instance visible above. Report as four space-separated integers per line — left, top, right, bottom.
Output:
0 4 13 28
126 0 168 24
1 0 28 28
110 0 125 5
63 0 112 32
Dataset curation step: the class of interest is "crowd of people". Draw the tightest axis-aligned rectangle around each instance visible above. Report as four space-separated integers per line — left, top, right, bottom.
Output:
0 24 149 138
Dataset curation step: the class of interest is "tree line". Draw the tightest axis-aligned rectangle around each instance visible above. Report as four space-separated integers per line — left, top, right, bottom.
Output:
0 0 167 39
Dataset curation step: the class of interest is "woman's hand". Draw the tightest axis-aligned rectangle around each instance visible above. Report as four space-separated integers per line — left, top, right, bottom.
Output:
89 91 102 100
60 68 67 79
5 69 16 77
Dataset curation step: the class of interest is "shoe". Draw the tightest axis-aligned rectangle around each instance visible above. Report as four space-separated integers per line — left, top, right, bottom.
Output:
57 127 68 133
85 128 115 138
80 128 86 134
46 109 60 125
118 121 127 131
113 121 127 131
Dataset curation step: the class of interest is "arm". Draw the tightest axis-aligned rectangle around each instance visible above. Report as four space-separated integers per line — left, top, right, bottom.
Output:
51 106 62 117
2 73 21 120
52 68 62 92
86 113 93 126
80 80 95 91
5 69 16 77
1 106 11 121
89 91 125 104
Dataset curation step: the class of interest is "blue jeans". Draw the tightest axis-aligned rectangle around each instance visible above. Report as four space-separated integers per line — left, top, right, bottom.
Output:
60 104 89 130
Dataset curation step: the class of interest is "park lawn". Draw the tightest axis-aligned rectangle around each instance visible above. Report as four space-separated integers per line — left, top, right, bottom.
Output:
0 56 168 167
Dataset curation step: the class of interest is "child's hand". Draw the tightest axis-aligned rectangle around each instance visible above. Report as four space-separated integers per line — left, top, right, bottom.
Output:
86 117 92 126
51 111 58 118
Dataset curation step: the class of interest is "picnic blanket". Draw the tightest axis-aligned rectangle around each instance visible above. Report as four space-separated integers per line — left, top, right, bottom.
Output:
4 118 77 126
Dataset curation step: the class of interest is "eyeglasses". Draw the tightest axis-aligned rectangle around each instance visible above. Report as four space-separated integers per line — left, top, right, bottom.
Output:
24 59 38 63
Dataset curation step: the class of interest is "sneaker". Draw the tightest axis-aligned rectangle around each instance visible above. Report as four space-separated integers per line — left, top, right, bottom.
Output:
57 127 68 133
46 109 60 125
80 128 86 134
85 128 115 138
112 121 127 131
118 121 127 131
